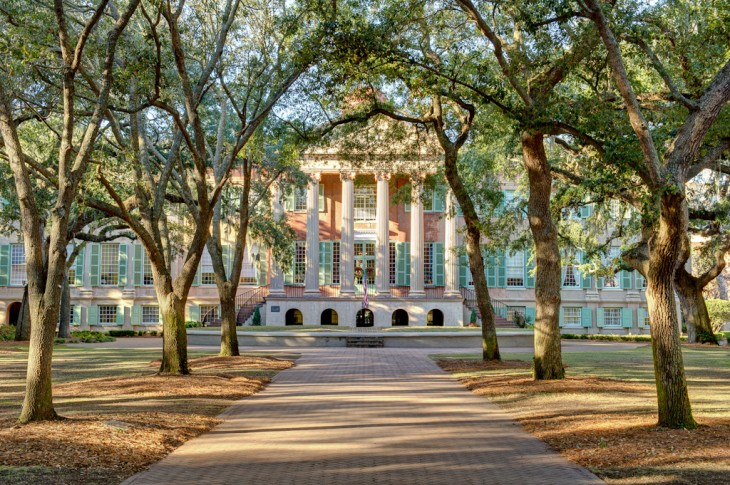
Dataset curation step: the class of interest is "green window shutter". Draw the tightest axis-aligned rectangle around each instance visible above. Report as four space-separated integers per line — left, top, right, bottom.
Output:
597 277 604 289
221 245 231 279
118 244 128 286
284 189 294 211
319 241 332 285
433 191 444 212
318 184 325 212
559 306 564 327
635 271 645 290
621 270 632 289
188 304 200 322
90 244 100 286
396 243 405 285
525 253 535 288
404 243 411 286
88 305 99 325
576 250 584 287
134 244 143 286
131 305 142 325
622 307 633 328
73 305 81 325
497 251 506 288
581 307 593 328
0 244 10 286
525 307 536 325
580 204 592 218
637 308 648 328
116 305 125 325
459 254 467 288
582 274 592 289
257 249 269 286
486 254 497 288
596 308 605 328
192 256 201 286
434 242 444 286
74 247 85 286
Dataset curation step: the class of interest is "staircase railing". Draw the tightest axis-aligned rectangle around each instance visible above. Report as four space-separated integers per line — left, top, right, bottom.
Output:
235 285 270 325
459 287 508 318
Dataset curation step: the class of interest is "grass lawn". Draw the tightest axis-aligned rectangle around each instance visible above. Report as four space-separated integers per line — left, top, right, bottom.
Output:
0 342 296 485
435 344 730 484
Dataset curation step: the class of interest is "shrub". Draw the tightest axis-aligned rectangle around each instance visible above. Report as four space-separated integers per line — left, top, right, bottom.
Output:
108 330 136 337
469 309 477 325
149 330 157 336
513 312 526 328
706 299 730 333
251 306 262 326
561 333 689 343
68 331 115 343
0 325 16 341
185 320 203 328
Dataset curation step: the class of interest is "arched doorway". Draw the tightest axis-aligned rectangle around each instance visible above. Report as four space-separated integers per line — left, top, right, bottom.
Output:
7 302 21 326
392 309 408 326
285 308 303 325
321 309 338 326
356 308 374 327
427 309 444 326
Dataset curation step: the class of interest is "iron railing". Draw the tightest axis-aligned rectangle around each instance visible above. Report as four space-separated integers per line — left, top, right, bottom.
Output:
460 287 508 319
234 285 270 325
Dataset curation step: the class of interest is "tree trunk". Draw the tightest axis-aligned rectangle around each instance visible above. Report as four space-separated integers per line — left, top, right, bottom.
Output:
675 269 717 344
646 194 696 429
18 292 60 423
717 270 728 300
15 285 31 341
58 272 71 339
219 289 240 356
521 131 564 380
443 151 500 360
159 295 189 374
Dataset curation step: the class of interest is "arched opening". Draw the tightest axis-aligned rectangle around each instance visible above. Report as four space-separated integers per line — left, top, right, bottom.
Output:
321 309 339 326
7 302 21 326
391 309 409 326
356 308 374 327
427 309 444 326
285 308 304 326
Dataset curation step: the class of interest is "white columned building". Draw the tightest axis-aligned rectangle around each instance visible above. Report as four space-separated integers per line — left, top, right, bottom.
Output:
304 172 320 295
375 172 390 295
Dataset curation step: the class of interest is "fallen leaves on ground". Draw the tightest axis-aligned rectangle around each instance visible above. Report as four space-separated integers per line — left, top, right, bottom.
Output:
437 359 730 485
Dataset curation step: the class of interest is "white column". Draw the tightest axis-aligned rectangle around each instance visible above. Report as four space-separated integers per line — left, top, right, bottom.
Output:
340 172 355 295
409 175 425 296
269 182 286 296
376 172 390 295
444 190 460 297
304 172 320 295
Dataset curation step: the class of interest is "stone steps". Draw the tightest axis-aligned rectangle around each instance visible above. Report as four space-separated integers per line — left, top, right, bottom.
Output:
345 336 385 348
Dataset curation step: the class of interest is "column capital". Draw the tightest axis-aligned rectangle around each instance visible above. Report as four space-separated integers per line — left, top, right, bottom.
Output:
340 171 355 181
309 172 321 182
375 171 391 182
410 172 427 185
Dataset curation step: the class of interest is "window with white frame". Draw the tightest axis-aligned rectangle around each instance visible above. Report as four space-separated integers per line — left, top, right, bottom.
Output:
422 188 435 211
68 266 77 287
354 185 376 221
69 305 76 325
640 308 650 326
563 307 582 326
603 247 621 288
239 249 257 284
424 243 434 286
466 264 474 287
201 250 215 285
10 244 26 286
604 307 622 326
507 306 525 322
389 242 396 285
143 252 154 285
142 305 159 325
200 304 219 322
99 305 117 324
294 187 307 211
100 243 119 286
332 242 341 285
562 251 580 288
294 242 306 284
506 251 524 287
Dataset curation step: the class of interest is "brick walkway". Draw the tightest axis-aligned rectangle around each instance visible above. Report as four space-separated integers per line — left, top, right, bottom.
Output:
122 348 603 485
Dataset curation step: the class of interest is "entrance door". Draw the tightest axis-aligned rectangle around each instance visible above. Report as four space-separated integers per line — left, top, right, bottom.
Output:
356 308 374 327
354 242 375 293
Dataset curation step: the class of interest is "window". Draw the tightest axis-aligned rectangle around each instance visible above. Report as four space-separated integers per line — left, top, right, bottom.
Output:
10 244 26 286
294 187 307 211
424 243 434 286
294 242 306 284
507 306 525 322
506 251 524 287
99 305 117 324
69 305 75 325
200 304 219 322
143 252 154 285
201 250 215 285
562 251 580 288
354 185 376 221
640 308 650 326
563 307 581 326
389 242 396 285
603 247 621 288
100 244 119 286
466 264 474 287
239 249 257 284
142 305 159 325
332 242 341 285
604 307 622 326
68 267 76 287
